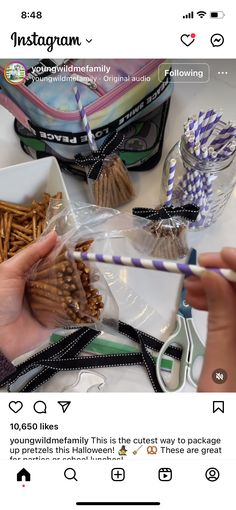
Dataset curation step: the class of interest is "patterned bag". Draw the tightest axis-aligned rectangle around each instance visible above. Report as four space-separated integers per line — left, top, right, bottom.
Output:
0 58 173 172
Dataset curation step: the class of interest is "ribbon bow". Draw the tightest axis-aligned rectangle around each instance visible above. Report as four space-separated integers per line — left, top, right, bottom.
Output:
75 131 124 180
133 204 200 222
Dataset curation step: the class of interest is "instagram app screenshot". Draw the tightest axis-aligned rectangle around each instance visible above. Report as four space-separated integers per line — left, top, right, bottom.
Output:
0 2 235 509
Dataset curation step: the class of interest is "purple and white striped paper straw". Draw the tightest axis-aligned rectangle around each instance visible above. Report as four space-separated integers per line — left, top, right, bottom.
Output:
194 143 201 158
189 169 197 200
211 124 236 149
188 115 199 140
165 158 177 207
193 170 203 203
195 110 205 144
180 110 236 228
199 109 215 140
74 86 98 153
67 251 236 283
217 141 236 159
203 171 213 198
185 134 195 154
208 146 218 160
200 110 223 145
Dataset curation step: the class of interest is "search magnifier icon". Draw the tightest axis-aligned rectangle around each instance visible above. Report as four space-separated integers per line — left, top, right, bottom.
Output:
64 468 78 481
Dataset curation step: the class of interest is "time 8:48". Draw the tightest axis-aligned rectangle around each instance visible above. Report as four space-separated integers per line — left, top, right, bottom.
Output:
21 11 42 18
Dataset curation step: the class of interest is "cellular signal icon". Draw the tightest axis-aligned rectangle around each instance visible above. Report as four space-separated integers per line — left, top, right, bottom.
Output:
183 11 194 19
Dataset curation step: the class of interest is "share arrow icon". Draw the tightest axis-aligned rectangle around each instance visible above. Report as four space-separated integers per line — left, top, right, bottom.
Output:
58 401 71 413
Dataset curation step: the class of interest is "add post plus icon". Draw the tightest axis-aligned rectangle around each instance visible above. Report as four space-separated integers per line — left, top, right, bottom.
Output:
111 468 125 482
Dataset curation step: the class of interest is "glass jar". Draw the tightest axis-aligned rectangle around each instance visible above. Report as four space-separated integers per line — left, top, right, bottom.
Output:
161 137 236 229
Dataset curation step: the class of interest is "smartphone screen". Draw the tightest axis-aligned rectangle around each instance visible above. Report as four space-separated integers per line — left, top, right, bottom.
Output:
0 3 235 509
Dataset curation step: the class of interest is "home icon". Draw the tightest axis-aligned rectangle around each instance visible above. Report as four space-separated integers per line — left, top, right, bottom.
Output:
17 468 31 482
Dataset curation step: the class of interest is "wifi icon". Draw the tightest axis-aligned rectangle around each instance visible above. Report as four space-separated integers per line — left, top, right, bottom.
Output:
197 10 207 18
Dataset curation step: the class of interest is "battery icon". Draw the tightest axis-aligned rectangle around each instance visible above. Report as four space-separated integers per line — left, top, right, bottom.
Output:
210 11 225 18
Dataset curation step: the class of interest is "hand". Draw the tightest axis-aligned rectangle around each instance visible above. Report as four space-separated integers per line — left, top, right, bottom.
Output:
0 232 57 361
184 248 236 392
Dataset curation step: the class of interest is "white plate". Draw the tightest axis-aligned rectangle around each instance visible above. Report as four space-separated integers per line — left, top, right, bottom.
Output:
0 156 69 203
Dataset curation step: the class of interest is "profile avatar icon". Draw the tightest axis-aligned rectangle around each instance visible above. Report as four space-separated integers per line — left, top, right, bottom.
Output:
205 467 220 482
4 61 27 85
118 445 128 456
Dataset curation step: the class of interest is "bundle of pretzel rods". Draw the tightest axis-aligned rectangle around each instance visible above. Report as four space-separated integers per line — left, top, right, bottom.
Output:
27 239 104 328
0 192 62 263
91 155 135 208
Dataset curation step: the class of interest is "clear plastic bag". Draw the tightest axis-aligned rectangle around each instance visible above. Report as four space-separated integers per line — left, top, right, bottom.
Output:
87 154 135 208
26 201 151 330
131 206 189 259
145 216 188 259
27 237 109 329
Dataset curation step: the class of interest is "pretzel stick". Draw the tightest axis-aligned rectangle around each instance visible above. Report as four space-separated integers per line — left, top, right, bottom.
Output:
12 230 33 242
0 237 3 262
0 200 30 212
3 214 13 260
12 222 32 234
32 212 37 241
37 221 42 239
29 281 66 296
0 205 29 215
0 215 4 238
4 212 8 235
30 289 65 304
34 262 71 279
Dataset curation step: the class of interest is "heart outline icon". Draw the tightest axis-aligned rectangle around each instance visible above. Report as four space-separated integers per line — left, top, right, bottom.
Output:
181 34 195 47
9 401 23 413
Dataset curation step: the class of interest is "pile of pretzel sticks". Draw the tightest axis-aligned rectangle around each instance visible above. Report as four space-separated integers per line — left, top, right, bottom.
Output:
0 192 62 262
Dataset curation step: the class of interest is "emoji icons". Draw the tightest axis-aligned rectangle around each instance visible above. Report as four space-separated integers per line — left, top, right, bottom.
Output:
147 445 158 455
118 445 128 456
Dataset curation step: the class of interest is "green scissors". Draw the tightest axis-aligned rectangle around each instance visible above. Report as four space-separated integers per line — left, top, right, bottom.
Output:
156 248 205 392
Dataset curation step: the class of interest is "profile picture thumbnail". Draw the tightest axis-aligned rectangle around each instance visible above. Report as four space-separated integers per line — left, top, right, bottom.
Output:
4 61 27 85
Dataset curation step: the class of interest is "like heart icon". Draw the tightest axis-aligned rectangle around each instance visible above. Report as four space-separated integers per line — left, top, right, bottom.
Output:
181 33 196 46
9 401 23 413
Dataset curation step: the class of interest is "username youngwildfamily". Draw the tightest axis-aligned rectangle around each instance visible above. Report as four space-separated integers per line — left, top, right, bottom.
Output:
10 32 82 52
